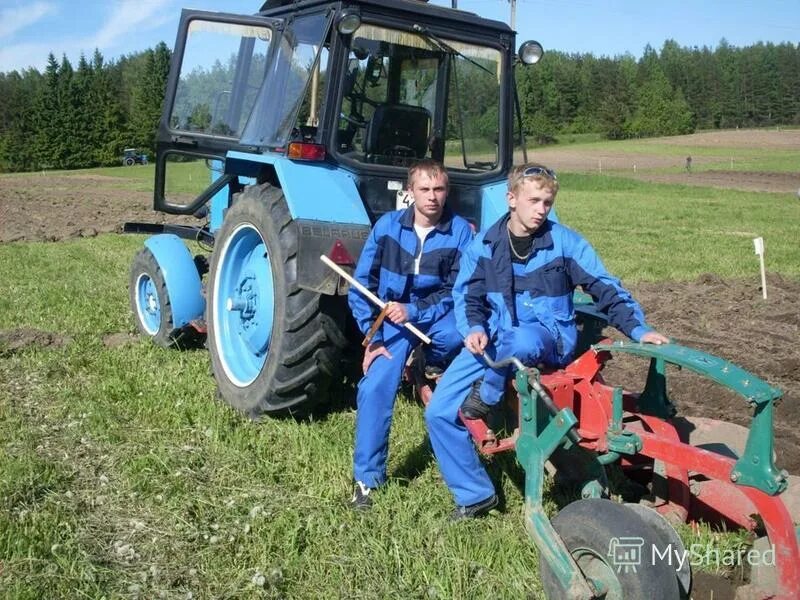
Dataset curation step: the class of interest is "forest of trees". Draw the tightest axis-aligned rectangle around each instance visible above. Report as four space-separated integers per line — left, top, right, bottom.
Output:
516 39 800 143
0 43 171 173
1 38 798 173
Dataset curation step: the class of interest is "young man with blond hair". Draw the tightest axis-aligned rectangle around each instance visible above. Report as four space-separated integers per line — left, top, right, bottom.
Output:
348 159 473 509
425 163 668 519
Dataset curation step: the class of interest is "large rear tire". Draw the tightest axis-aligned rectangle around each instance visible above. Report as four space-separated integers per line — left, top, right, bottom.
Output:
539 498 680 599
206 183 350 417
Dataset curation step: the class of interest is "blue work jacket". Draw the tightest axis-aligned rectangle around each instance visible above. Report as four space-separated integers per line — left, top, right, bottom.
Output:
454 214 653 364
349 204 474 345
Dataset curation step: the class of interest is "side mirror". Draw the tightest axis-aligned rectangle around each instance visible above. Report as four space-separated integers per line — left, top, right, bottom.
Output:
365 55 384 86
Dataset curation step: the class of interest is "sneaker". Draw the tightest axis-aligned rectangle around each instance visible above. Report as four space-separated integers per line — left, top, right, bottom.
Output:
424 364 444 380
451 494 499 521
460 379 491 420
350 481 373 510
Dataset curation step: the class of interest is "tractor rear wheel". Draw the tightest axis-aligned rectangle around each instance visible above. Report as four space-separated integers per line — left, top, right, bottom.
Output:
206 183 350 417
539 498 680 600
129 247 186 348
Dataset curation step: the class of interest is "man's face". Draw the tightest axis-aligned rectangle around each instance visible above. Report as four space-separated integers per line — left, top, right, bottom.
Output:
410 171 448 223
507 179 555 234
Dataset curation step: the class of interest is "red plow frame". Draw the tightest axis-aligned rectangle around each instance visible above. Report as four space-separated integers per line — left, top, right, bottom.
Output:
416 340 800 598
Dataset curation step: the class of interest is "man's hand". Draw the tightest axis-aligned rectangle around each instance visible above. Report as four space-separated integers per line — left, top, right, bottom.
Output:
384 302 409 325
464 331 489 355
363 342 393 373
640 331 670 345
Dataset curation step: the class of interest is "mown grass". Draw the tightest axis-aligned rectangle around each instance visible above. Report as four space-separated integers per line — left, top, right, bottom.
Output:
535 128 800 174
2 167 798 597
556 173 800 281
1 236 547 598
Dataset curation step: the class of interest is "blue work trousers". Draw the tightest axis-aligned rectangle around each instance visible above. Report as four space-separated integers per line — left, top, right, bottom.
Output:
353 311 462 488
425 322 557 506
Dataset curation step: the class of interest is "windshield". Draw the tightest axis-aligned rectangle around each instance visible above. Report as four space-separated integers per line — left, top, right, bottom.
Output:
170 20 274 137
241 12 330 148
335 23 503 172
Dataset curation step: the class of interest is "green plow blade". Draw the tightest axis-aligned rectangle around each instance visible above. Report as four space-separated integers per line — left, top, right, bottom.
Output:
593 340 782 406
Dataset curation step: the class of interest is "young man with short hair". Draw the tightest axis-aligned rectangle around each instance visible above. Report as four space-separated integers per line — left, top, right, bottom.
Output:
348 159 473 509
425 163 668 519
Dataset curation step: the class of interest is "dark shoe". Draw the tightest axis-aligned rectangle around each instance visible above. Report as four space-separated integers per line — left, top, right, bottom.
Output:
350 481 373 510
424 363 444 380
460 379 490 420
451 494 499 521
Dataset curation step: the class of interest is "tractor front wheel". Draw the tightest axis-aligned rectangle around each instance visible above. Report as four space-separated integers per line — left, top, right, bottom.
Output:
206 183 349 417
129 248 185 347
539 498 680 600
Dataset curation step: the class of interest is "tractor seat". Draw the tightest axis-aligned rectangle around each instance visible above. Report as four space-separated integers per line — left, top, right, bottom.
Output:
364 104 431 163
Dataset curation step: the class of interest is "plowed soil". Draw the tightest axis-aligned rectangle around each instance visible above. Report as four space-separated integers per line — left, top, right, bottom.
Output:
602 272 800 474
0 172 194 242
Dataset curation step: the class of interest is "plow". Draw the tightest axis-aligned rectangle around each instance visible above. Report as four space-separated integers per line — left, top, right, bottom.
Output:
413 317 800 599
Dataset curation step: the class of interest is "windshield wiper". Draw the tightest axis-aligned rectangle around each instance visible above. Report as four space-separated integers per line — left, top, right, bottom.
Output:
411 24 494 77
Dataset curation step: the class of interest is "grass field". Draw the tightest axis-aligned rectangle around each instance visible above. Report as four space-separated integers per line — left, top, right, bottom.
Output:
556 174 800 280
2 137 798 598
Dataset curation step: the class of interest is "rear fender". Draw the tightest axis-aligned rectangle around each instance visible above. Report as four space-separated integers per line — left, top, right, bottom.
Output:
144 234 205 326
224 152 372 294
208 158 256 233
224 152 370 225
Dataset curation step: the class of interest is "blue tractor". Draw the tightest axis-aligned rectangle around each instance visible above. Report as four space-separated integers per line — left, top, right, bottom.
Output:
122 148 149 166
126 0 542 416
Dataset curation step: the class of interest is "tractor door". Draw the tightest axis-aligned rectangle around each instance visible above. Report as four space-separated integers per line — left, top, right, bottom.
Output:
153 10 281 215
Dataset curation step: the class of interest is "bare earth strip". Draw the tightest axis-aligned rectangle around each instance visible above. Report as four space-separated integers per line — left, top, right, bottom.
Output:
0 173 195 243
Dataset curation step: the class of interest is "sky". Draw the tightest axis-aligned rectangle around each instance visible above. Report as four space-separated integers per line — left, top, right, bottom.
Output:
1 0 799 74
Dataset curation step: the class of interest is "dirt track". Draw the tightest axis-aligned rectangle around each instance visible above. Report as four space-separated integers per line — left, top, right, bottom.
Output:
1 137 799 475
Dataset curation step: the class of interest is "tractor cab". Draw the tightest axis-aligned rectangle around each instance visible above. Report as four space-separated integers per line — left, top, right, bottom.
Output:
151 0 540 229
128 0 542 417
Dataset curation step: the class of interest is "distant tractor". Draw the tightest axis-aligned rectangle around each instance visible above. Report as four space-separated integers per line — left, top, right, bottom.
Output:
122 148 149 166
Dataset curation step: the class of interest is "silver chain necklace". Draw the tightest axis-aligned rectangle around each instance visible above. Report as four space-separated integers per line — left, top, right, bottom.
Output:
507 223 532 261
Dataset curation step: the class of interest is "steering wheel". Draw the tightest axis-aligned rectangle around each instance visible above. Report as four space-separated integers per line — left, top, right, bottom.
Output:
340 113 367 128
384 145 416 158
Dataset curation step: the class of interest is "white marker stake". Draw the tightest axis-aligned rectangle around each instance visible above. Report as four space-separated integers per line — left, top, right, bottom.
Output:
319 254 431 344
753 237 767 300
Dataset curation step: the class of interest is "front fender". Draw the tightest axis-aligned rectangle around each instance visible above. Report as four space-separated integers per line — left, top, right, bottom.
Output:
144 234 205 327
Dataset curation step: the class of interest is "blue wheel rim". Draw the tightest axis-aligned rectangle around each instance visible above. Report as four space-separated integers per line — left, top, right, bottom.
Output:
213 222 275 387
135 272 161 335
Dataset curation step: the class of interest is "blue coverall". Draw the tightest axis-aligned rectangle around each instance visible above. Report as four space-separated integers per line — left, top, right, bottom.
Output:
425 214 655 506
349 205 473 488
